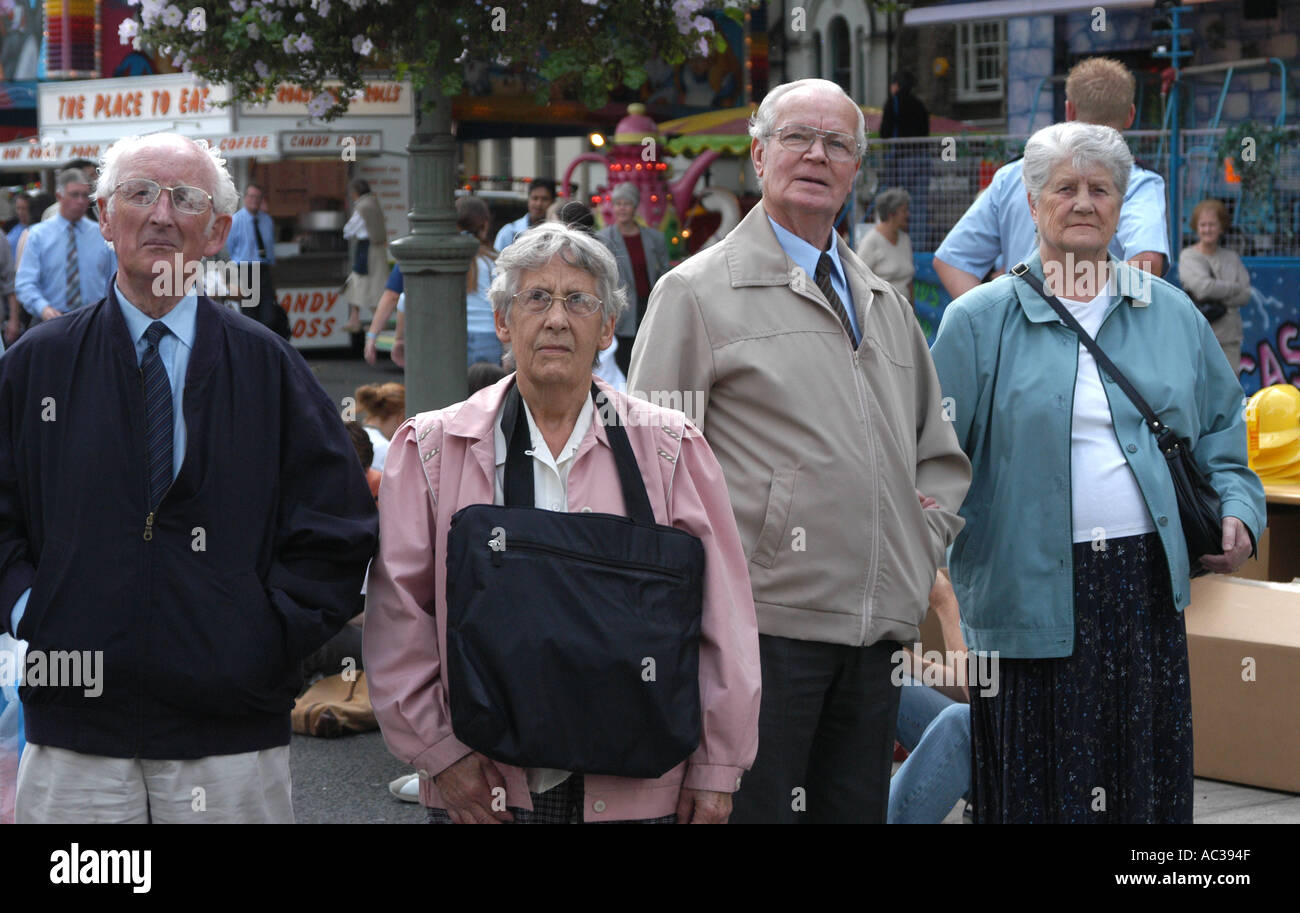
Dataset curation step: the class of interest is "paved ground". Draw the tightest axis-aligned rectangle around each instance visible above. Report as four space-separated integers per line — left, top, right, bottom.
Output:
304 346 404 413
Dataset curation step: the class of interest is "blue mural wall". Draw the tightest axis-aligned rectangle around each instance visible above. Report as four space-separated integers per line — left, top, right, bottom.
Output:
915 254 1300 396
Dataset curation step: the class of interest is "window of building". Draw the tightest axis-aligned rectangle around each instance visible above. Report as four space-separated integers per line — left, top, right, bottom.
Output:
956 20 1004 102
496 139 512 189
538 137 556 184
829 17 851 94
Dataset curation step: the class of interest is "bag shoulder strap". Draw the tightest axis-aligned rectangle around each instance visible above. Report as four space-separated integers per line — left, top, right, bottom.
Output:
1011 263 1178 451
501 381 656 525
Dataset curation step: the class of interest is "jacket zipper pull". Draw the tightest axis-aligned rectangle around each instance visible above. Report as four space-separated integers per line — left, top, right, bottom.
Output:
144 511 155 541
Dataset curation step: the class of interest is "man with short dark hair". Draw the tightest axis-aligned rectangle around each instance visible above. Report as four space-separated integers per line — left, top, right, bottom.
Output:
494 177 556 252
15 168 114 324
225 181 286 337
0 134 377 823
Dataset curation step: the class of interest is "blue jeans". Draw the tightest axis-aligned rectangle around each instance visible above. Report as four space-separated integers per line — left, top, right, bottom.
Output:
888 680 970 824
467 332 503 367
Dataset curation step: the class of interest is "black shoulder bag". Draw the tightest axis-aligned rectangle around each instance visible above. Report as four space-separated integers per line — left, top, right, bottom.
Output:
1012 263 1222 575
444 382 705 778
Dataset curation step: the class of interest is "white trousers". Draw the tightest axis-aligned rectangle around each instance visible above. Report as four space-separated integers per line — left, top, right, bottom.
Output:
16 743 293 824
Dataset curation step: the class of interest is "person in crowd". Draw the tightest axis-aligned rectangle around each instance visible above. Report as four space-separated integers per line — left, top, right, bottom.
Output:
930 122 1265 823
630 77 971 824
467 360 506 394
0 133 377 824
457 195 503 366
7 192 31 260
857 187 915 303
596 183 670 376
934 57 1169 300
364 222 761 824
355 382 406 474
342 178 388 336
494 178 556 252
14 168 114 325
1179 198 1252 375
346 419 382 501
877 71 930 240
554 199 596 233
225 181 287 338
364 264 405 367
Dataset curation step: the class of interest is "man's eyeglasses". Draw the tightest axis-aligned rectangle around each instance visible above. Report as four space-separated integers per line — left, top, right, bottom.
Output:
770 124 860 162
113 179 214 215
512 288 603 317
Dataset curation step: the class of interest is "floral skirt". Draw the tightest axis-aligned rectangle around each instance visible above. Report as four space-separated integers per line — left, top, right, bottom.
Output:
970 532 1194 823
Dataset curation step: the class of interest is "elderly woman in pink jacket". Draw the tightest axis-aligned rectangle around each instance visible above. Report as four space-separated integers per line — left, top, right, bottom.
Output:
364 223 761 824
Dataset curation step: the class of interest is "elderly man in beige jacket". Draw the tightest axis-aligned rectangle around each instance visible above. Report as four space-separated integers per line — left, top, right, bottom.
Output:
628 78 971 823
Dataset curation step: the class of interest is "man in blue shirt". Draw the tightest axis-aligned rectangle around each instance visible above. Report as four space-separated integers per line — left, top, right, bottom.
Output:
14 168 114 323
934 57 1169 299
493 178 555 252
225 182 287 338
1 133 376 823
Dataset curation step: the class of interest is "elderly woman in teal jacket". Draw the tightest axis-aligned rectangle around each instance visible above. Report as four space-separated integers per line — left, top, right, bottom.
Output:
930 122 1265 824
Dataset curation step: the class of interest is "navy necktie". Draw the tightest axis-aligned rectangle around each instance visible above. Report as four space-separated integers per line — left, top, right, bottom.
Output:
142 321 173 510
814 252 858 345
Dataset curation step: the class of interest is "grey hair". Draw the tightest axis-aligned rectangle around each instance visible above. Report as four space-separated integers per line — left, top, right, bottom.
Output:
57 168 90 192
874 187 911 222
489 222 627 328
749 78 867 157
1022 122 1132 207
95 134 240 218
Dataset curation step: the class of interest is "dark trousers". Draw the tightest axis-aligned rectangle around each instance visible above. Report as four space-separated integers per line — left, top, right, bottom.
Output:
730 634 901 824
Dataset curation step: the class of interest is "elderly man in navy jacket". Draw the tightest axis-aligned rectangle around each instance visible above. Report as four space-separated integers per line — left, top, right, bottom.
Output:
0 133 378 823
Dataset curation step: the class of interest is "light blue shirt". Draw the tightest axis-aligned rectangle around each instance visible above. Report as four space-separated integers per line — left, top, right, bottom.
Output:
14 215 115 317
493 213 534 253
935 159 1170 277
226 207 276 265
767 215 860 343
9 284 195 636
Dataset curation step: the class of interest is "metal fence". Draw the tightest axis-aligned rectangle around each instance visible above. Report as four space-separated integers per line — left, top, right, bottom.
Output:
860 128 1300 259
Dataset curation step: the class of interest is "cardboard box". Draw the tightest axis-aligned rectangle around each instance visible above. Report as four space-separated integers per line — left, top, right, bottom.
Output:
1186 576 1300 794
1236 505 1300 584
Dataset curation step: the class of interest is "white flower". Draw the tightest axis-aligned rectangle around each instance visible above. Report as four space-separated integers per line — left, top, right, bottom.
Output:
306 93 332 118
692 15 713 33
172 50 188 68
295 12 305 22
254 59 270 79
161 4 183 27
118 19 139 44
230 0 246 10
351 34 374 55
246 22 260 38
294 33 313 52
260 5 276 23
696 35 709 56
140 0 163 27
315 0 330 14
282 35 294 53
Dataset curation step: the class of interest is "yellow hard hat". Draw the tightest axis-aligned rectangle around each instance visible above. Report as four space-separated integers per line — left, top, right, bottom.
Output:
1251 437 1300 472
1249 384 1300 450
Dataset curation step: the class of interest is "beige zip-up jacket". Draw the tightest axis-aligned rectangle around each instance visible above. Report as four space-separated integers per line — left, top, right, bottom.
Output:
629 202 970 646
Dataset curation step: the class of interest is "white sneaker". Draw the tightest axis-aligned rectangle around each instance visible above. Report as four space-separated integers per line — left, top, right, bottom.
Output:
388 772 420 802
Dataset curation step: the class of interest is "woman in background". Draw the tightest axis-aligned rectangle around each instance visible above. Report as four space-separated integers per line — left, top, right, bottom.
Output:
1178 198 1251 375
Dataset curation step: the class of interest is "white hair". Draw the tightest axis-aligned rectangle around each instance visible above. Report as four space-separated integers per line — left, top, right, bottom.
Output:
1022 122 1132 207
749 79 867 153
489 222 627 327
95 133 240 219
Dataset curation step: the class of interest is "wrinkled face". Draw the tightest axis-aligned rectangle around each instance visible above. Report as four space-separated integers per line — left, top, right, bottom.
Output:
98 142 232 297
243 185 263 213
753 87 860 237
1029 160 1121 261
1196 213 1223 247
58 182 91 222
495 256 615 392
528 186 554 223
612 198 637 227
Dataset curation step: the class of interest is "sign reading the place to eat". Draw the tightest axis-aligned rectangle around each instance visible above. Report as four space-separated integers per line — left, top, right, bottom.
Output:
38 74 234 142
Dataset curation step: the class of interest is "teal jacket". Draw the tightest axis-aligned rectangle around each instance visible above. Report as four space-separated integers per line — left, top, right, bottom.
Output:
931 253 1265 658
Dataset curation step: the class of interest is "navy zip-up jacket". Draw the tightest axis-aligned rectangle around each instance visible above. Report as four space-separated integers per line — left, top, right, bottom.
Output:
0 288 378 758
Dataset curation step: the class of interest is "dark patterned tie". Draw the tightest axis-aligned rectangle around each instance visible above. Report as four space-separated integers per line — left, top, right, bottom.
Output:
814 252 857 344
142 321 174 510
65 222 80 311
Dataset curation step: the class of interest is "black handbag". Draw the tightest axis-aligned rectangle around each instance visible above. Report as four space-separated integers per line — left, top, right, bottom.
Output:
1013 264 1222 574
1187 260 1227 322
444 382 705 778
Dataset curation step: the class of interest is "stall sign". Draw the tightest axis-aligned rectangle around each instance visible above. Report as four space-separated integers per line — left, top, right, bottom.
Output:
241 82 412 117
0 139 106 169
209 133 278 159
280 286 349 350
38 74 234 142
280 131 382 155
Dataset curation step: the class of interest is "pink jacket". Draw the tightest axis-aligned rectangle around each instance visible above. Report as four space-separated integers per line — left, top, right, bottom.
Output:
363 375 761 821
